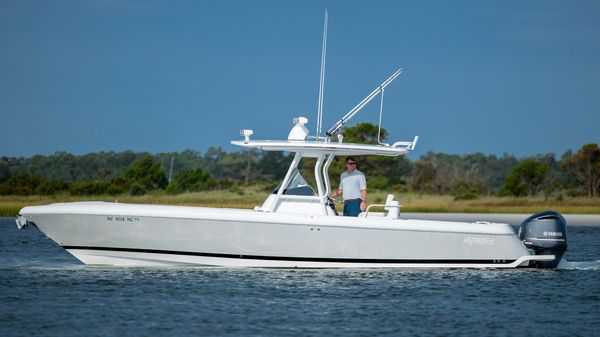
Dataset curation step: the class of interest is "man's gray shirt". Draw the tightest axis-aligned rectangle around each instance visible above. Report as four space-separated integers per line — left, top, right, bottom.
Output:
339 170 367 200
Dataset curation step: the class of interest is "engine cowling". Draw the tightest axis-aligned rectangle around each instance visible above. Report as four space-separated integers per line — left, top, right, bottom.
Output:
519 210 568 268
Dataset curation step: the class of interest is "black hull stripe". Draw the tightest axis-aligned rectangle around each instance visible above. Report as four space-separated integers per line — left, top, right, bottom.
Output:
62 246 516 265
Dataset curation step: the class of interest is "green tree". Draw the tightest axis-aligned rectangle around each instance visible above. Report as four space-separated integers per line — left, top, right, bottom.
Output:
418 151 518 195
452 179 480 200
503 159 549 197
0 157 9 183
167 168 216 194
70 180 113 196
323 123 411 191
36 179 69 195
342 122 387 144
562 143 600 197
0 173 42 195
119 154 168 195
411 161 436 193
256 152 293 181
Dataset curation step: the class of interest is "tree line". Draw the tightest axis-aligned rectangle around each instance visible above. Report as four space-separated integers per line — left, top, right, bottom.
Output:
1 123 598 198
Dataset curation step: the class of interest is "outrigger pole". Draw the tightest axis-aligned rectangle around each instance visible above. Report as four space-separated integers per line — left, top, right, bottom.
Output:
326 68 403 137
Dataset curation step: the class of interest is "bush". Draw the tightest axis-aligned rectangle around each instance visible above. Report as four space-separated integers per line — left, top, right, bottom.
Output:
129 183 146 196
228 185 245 195
216 179 234 190
454 192 478 201
166 168 215 194
369 176 390 190
566 188 587 197
69 180 115 196
259 181 279 192
36 179 69 195
392 181 408 193
0 173 42 195
452 179 479 200
106 184 125 195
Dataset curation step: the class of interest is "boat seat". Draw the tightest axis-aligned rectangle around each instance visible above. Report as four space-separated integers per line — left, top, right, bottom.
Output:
360 194 401 219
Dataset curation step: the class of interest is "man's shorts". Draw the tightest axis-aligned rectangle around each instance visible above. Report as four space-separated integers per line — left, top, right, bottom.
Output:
343 199 361 217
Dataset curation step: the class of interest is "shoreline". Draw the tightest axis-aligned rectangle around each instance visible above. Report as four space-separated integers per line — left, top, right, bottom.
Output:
2 193 599 217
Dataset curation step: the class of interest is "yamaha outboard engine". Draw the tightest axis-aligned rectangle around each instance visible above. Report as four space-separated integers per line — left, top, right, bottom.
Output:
519 210 568 268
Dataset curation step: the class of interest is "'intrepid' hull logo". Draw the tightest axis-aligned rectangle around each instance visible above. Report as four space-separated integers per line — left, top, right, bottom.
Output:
464 237 494 246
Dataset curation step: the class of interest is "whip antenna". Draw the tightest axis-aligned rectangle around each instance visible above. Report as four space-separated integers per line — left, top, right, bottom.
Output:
316 9 328 138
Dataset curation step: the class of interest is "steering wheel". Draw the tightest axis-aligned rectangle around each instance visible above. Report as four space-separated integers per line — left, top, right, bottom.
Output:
326 196 341 216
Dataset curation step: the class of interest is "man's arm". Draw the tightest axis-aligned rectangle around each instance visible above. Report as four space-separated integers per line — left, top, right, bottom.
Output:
359 173 367 211
360 189 367 211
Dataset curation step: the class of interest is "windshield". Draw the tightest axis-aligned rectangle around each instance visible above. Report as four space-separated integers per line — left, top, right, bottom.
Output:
272 169 316 196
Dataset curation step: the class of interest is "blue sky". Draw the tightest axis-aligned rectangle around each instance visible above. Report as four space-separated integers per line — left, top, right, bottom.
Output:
1 0 599 159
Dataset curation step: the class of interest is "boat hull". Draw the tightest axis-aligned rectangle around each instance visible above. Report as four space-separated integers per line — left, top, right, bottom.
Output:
19 202 548 268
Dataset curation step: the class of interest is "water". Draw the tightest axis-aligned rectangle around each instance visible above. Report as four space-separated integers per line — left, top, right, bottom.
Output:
1 217 599 336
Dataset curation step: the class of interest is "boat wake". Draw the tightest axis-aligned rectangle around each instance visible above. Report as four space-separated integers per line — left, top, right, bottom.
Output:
558 260 600 270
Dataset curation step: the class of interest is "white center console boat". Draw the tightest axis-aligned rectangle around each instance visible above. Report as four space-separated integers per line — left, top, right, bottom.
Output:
15 115 568 268
15 11 568 269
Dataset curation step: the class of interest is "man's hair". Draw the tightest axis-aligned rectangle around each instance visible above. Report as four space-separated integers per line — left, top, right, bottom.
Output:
346 156 357 163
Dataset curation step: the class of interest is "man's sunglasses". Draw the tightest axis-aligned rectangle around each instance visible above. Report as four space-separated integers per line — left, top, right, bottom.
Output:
347 162 356 165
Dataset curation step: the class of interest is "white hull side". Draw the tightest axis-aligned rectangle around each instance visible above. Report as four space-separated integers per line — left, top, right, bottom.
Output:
20 202 537 268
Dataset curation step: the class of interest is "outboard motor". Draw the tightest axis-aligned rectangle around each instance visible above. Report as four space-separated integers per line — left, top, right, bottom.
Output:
519 210 568 268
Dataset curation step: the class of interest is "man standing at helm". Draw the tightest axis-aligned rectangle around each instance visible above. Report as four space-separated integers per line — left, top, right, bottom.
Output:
330 156 367 217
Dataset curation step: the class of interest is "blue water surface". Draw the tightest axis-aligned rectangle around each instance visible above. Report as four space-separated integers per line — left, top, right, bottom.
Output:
1 217 599 336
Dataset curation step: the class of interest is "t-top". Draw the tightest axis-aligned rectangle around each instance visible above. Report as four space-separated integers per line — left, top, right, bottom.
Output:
339 170 367 201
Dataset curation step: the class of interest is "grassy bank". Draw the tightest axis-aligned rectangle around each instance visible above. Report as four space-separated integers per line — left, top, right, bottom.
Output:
2 187 599 217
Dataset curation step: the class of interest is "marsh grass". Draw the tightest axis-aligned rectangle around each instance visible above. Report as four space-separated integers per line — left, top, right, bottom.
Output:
2 187 599 216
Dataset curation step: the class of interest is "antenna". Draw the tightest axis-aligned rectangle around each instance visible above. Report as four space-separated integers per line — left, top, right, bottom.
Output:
168 156 174 183
377 87 387 146
326 68 403 137
316 9 328 138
